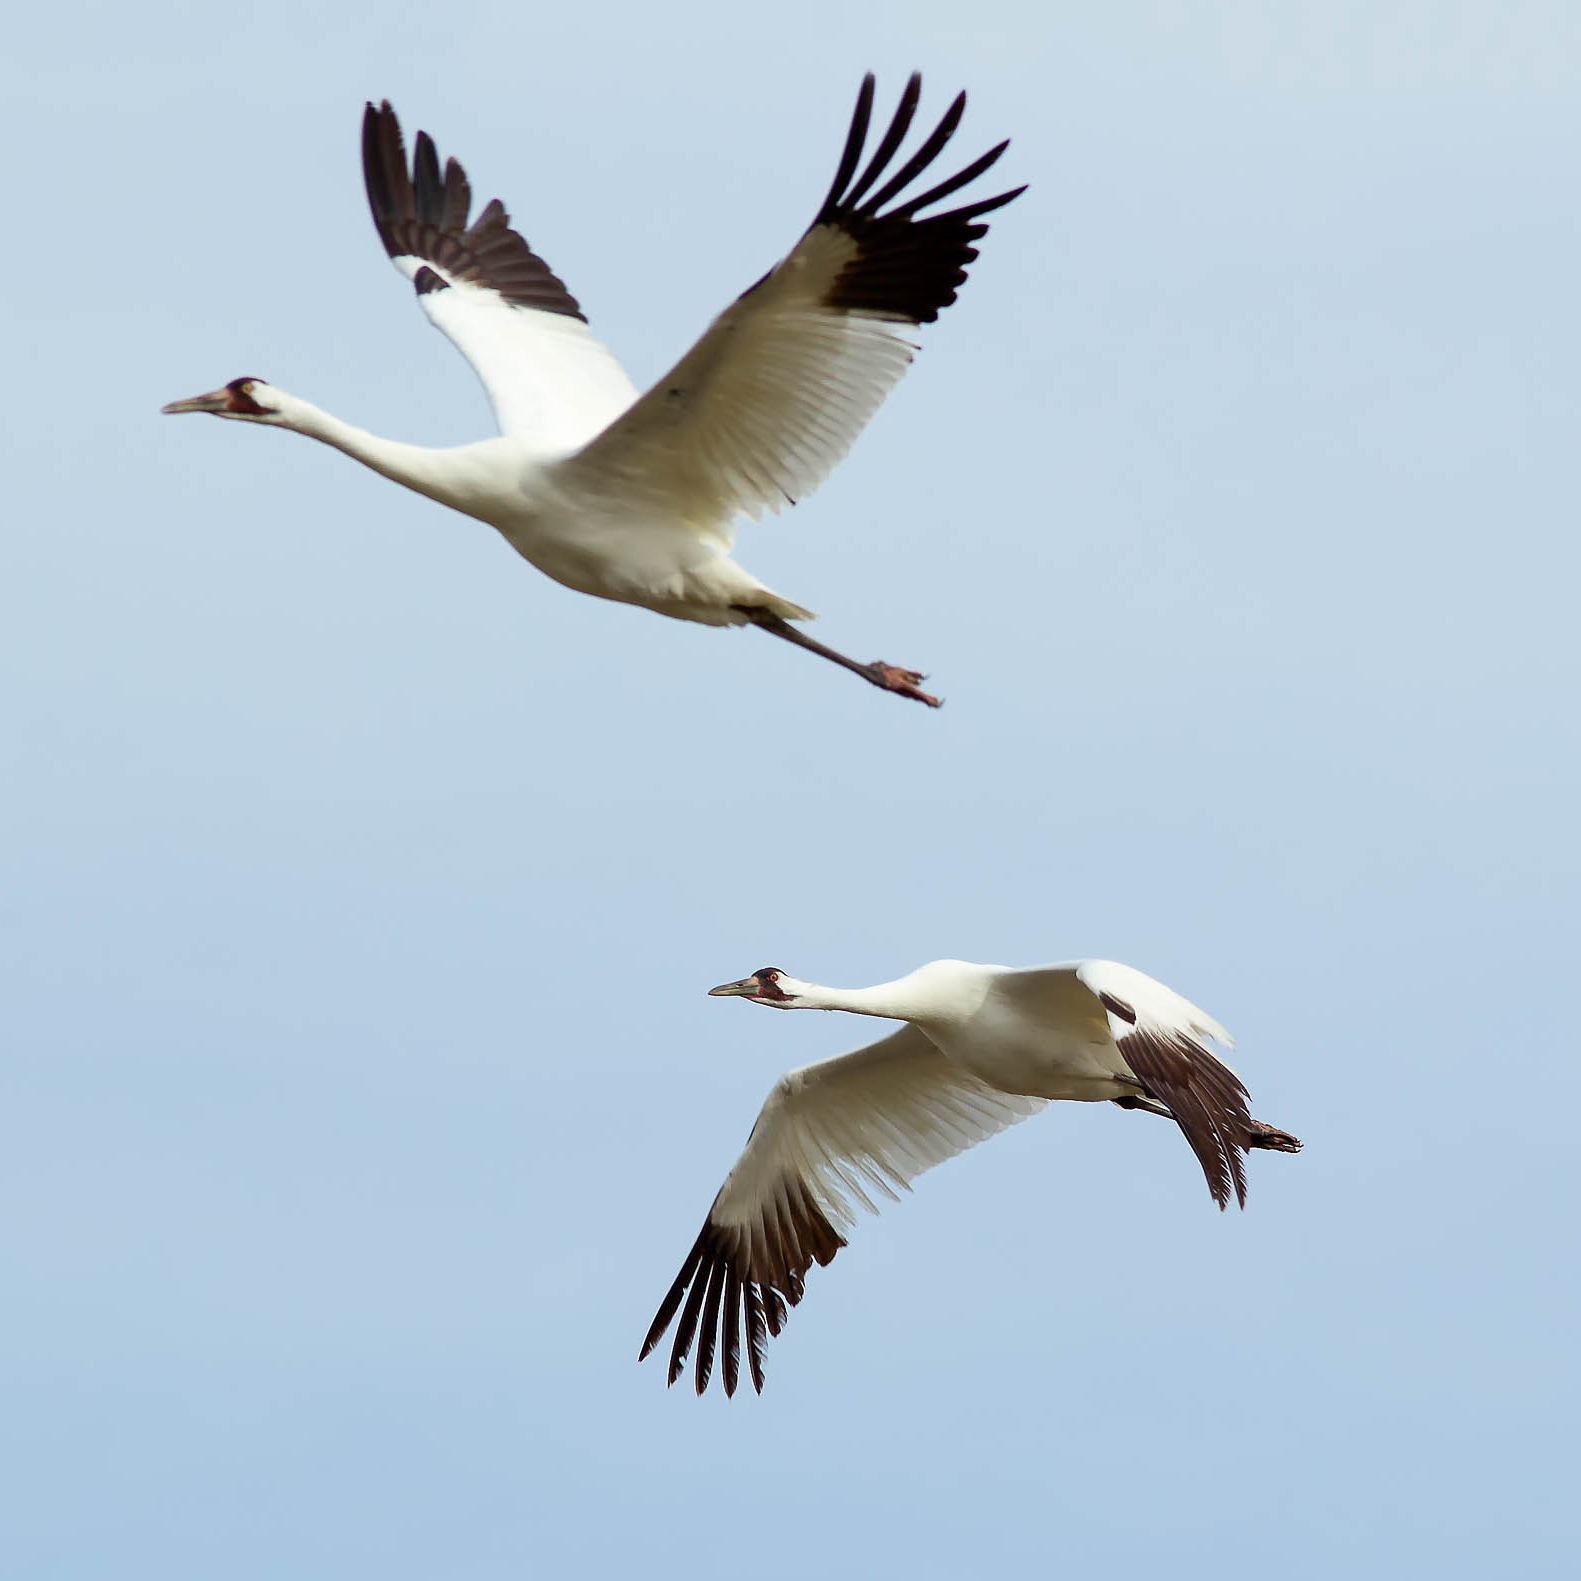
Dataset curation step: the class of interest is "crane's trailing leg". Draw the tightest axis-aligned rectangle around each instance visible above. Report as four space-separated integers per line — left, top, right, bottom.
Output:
1113 1094 1303 1153
735 608 942 708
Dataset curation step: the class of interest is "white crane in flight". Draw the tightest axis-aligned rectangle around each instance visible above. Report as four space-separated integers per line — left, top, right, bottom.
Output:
643 958 1301 1395
163 76 1023 706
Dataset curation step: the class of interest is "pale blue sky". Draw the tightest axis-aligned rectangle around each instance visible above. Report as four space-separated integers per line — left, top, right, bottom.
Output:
4 2 1578 1576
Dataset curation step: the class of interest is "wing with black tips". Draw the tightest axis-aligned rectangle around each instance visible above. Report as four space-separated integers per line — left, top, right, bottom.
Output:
640 1025 1043 1396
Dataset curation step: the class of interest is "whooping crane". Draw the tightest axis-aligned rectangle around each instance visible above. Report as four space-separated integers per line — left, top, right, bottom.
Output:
642 958 1301 1395
162 76 1024 707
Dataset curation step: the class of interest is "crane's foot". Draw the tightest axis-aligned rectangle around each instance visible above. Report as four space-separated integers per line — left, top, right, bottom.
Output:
866 662 941 708
1246 1121 1302 1153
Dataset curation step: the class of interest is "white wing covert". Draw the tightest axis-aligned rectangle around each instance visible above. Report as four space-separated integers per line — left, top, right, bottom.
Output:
362 102 638 453
640 1025 1044 1396
558 73 1024 532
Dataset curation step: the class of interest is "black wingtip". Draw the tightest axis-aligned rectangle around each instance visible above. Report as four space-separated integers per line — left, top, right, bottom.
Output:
803 74 1020 325
358 100 587 321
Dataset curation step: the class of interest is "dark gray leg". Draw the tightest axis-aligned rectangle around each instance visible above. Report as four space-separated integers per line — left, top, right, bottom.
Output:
735 607 941 707
1114 1094 1303 1153
1111 1093 1173 1121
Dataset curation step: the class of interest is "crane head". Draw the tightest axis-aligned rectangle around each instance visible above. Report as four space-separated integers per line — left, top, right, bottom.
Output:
161 376 281 422
707 967 800 1006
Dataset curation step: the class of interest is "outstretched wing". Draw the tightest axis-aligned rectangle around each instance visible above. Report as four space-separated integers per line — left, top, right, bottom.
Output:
361 101 638 452
1072 960 1255 1211
640 1026 1044 1397
558 73 1024 532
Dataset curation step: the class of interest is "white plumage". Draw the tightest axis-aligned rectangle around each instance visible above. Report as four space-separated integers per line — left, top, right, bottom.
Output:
162 76 1023 705
643 958 1301 1396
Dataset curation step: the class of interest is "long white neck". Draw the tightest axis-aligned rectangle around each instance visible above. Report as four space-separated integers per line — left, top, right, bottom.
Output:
779 962 991 1026
270 393 498 514
790 978 939 1022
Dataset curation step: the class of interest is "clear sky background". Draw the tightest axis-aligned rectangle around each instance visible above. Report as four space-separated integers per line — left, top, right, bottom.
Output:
4 1 1578 1576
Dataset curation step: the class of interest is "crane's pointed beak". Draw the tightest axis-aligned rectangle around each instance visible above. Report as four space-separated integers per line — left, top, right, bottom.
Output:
707 976 760 998
160 388 231 415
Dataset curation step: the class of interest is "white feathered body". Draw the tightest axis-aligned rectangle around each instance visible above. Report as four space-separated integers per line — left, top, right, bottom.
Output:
500 459 814 626
837 958 1229 1102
